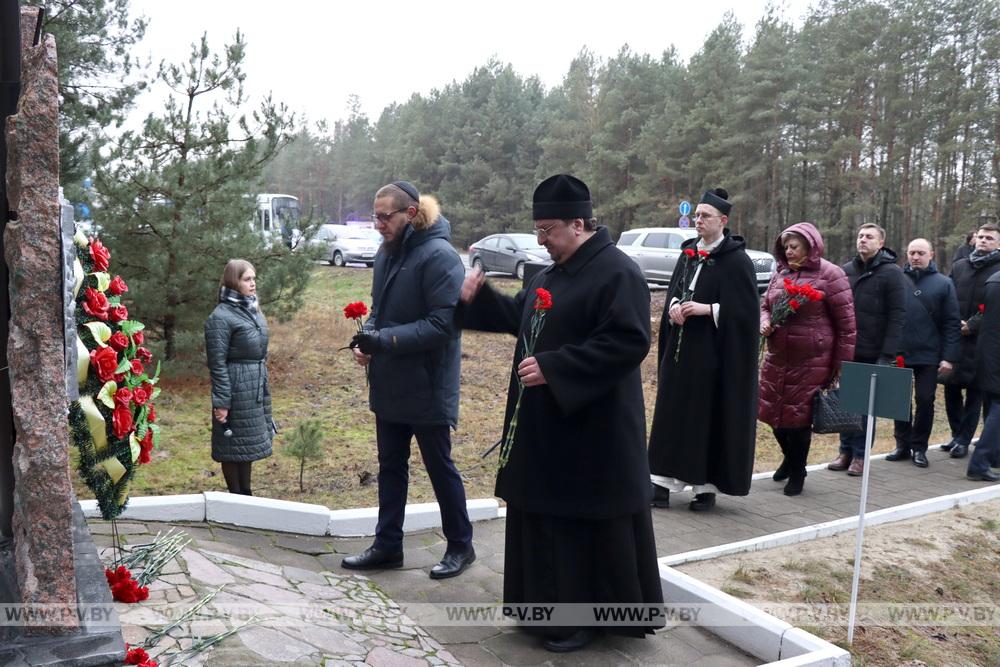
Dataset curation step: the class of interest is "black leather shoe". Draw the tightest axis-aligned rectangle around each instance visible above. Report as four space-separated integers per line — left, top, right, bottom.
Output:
950 444 969 458
885 447 910 461
341 546 403 570
651 484 670 508
543 628 599 653
689 493 716 512
940 439 956 452
966 470 1000 482
912 451 929 468
429 546 476 580
772 459 790 482
783 476 805 496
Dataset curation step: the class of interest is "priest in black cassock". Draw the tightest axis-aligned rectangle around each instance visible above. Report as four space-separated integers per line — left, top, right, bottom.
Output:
648 188 759 512
459 174 663 653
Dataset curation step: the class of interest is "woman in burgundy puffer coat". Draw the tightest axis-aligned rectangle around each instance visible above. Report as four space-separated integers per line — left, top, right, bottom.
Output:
759 223 856 496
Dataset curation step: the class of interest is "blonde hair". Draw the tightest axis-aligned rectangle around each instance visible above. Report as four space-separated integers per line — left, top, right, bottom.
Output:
220 259 256 290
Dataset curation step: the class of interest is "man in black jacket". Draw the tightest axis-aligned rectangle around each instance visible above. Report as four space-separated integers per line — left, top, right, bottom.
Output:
941 223 1000 458
342 181 475 579
968 272 1000 482
828 223 906 476
888 239 961 468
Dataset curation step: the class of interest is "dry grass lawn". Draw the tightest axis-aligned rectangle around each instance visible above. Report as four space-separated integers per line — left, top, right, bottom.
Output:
73 265 957 509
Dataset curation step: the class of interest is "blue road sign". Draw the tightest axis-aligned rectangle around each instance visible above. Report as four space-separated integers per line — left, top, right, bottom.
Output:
678 215 690 228
679 200 691 216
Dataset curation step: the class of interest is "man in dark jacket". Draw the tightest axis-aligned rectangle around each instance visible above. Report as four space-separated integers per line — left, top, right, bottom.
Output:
888 239 961 468
342 181 474 580
968 272 1000 482
941 223 1000 458
647 188 759 511
460 175 663 652
828 223 906 476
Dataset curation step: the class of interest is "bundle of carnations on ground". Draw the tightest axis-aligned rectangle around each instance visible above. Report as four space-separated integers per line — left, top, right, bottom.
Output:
68 231 162 520
760 278 825 360
105 565 149 603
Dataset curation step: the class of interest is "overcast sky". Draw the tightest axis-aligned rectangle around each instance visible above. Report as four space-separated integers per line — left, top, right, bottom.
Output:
127 0 815 128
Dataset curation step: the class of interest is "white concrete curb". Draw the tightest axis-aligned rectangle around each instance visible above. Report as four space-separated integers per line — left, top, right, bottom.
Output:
79 494 501 536
660 566 850 666
660 483 1000 568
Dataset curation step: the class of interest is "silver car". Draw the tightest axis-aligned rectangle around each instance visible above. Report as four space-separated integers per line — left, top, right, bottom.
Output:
617 227 775 292
312 224 382 267
468 233 552 279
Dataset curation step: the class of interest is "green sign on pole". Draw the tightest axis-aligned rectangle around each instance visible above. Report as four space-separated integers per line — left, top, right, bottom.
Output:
839 361 913 421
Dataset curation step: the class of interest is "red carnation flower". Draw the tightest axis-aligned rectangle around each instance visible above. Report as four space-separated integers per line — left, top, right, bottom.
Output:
683 248 696 258
147 404 156 423
108 305 128 322
89 238 111 272
108 275 129 296
698 250 710 258
979 303 985 314
90 346 119 383
138 429 154 464
82 287 110 321
113 387 133 408
896 355 905 368
533 288 553 311
137 347 153 364
132 386 149 406
343 301 369 320
112 404 133 440
125 645 150 665
130 359 144 376
108 331 129 351
132 330 144 346
789 300 801 311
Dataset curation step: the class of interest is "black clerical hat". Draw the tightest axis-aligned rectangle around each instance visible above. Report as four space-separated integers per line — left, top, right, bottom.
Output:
532 174 593 220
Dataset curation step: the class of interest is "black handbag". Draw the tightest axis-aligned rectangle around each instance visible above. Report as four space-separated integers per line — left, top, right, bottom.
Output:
811 388 864 434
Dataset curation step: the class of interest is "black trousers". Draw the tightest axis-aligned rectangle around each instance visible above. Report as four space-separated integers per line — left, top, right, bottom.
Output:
373 418 473 552
773 426 812 479
944 384 983 446
893 364 939 453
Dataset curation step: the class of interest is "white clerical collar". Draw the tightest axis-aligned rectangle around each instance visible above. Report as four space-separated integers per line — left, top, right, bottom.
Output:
698 234 725 252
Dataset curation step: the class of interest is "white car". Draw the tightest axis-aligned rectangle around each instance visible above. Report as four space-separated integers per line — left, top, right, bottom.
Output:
617 227 775 292
312 224 382 267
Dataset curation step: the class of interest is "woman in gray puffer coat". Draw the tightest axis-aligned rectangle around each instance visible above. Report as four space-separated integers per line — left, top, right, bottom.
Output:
205 259 273 495
759 223 856 496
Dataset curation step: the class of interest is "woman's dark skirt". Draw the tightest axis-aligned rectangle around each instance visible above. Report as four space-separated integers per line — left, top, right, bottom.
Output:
503 504 665 638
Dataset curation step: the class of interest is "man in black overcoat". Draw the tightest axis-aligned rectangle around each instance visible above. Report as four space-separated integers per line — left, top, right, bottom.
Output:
647 188 760 512
459 174 663 653
941 223 1000 458
968 271 1000 482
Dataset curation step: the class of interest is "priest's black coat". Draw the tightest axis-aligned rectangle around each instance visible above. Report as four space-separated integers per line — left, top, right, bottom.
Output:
460 228 653 518
647 230 759 495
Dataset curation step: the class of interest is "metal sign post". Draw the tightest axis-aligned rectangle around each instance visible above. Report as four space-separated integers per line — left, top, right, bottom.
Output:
839 361 913 645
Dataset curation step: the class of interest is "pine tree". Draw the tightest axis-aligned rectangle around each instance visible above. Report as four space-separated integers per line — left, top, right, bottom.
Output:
92 32 309 360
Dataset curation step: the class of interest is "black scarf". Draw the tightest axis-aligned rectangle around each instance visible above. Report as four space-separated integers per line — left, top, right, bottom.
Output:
969 248 1000 269
219 286 258 314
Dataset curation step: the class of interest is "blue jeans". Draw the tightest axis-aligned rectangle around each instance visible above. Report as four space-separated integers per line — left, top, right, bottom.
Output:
968 393 1000 476
840 414 875 459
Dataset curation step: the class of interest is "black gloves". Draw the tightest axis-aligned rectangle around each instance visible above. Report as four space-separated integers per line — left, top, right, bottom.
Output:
351 331 382 355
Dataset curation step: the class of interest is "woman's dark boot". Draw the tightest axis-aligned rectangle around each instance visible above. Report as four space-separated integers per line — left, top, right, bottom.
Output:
783 476 805 496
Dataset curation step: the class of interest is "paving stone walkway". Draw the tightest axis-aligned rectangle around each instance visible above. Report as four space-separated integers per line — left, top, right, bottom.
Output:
87 443 998 666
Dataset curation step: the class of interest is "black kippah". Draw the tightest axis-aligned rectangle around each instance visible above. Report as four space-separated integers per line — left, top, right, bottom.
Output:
391 180 420 203
700 188 731 216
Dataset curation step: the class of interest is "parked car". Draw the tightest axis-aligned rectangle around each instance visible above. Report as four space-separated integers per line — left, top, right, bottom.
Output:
311 224 382 267
616 227 776 293
468 233 552 279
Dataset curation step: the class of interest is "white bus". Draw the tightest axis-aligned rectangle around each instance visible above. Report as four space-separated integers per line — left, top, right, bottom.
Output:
254 194 301 247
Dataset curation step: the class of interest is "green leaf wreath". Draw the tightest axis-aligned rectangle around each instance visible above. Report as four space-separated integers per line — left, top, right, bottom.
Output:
69 227 162 519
